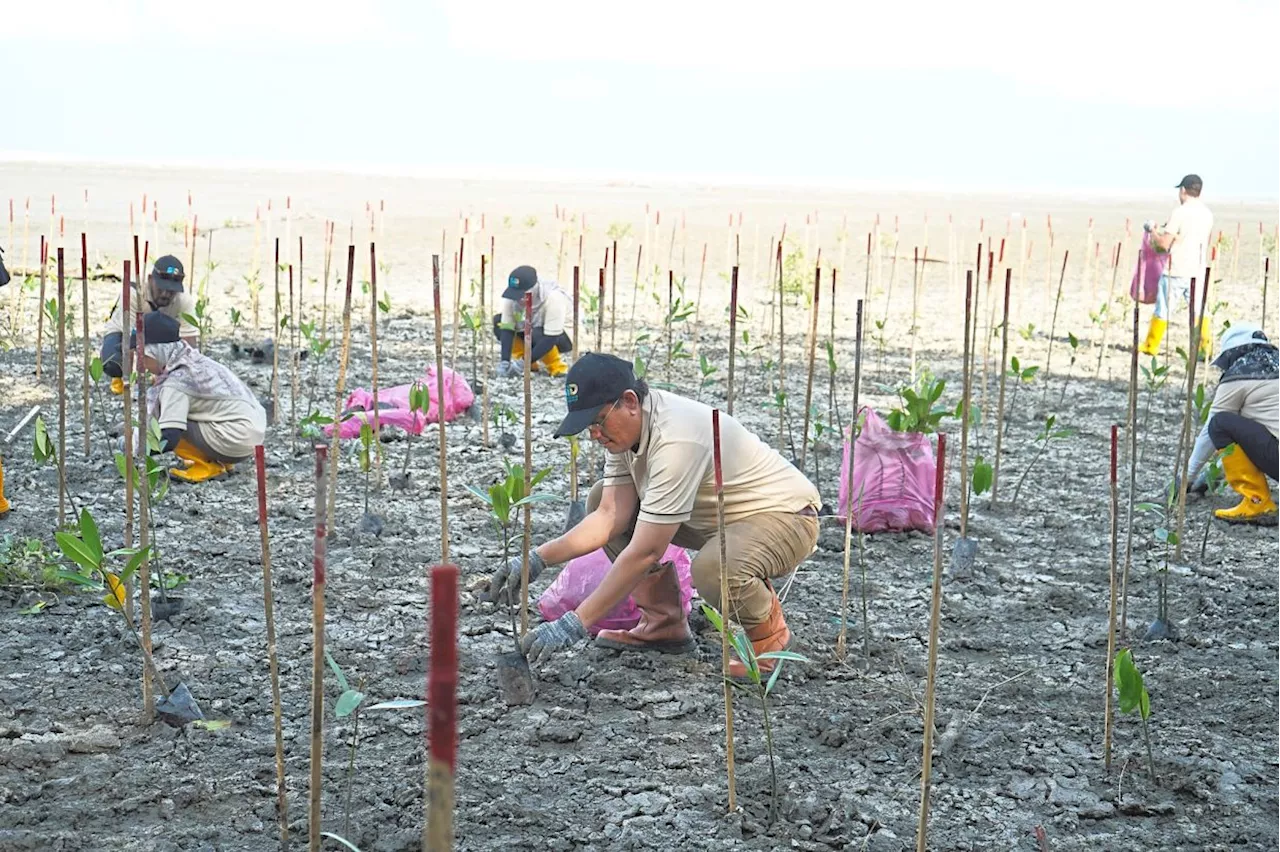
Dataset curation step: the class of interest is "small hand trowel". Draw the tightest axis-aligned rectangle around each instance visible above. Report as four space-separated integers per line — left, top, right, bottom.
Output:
495 591 534 706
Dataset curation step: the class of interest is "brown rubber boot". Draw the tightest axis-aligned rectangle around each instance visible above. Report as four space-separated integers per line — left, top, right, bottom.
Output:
728 593 792 680
594 561 696 654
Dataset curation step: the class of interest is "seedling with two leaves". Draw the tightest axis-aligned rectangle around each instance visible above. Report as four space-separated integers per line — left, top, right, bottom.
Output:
1114 648 1157 783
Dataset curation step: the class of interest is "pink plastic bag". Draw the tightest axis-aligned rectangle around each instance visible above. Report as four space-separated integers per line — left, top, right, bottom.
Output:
837 407 937 533
538 545 695 636
323 366 475 439
1130 232 1166 305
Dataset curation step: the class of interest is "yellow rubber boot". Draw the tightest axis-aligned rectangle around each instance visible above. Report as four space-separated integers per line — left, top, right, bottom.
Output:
1139 318 1167 356
1215 446 1278 526
1199 319 1213 362
169 437 232 484
0 454 10 516
110 377 125 395
538 346 568 377
510 336 525 362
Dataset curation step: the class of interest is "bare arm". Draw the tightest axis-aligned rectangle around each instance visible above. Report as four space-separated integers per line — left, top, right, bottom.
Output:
1153 230 1175 252
574 518 679 629
535 482 638 567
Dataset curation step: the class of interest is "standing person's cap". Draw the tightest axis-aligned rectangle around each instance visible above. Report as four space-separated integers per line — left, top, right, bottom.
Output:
129 311 183 349
151 255 186 291
554 353 638 437
1213 324 1270 368
1174 174 1203 191
502 265 538 301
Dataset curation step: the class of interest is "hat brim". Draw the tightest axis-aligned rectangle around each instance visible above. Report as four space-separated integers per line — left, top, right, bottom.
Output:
502 285 530 301
154 277 185 292
554 405 606 438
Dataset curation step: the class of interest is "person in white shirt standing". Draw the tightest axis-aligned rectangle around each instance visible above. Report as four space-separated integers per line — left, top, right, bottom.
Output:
1141 174 1214 356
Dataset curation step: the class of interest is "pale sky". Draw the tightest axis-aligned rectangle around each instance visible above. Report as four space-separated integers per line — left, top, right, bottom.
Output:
3 0 1277 197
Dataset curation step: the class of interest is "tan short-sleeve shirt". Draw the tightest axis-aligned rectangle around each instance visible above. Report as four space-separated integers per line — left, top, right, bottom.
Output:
602 390 821 533
156 385 267 459
498 280 570 336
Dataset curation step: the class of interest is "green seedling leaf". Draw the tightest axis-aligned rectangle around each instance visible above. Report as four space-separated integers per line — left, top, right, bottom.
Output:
756 650 812 664
324 649 350 693
972 457 993 496
765 662 785 696
366 699 427 711
121 546 151 583
1114 648 1151 720
335 689 366 718
89 357 104 382
20 601 47 615
54 532 100 574
77 509 103 565
699 602 725 633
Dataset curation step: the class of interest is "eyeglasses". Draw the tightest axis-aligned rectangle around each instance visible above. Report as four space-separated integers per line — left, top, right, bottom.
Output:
587 399 620 435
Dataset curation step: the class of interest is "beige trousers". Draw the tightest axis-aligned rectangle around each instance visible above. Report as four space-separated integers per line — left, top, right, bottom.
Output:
586 482 818 628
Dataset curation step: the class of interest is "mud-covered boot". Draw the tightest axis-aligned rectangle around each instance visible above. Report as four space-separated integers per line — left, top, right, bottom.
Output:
728 593 793 680
594 562 695 654
1215 446 1278 526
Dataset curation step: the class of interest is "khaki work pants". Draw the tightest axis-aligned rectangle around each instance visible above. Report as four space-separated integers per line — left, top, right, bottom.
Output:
586 482 818 628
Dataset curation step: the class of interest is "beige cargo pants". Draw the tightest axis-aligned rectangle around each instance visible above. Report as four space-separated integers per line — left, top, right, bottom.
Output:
587 481 819 628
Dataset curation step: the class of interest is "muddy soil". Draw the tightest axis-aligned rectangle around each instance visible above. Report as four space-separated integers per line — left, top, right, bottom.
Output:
1 175 1277 852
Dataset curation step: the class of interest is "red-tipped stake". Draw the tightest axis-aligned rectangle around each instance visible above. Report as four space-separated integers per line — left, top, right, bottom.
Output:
427 563 460 851
610 239 619 351
836 299 865 662
692 242 709 355
726 266 739 415
480 253 491 446
711 409 737 812
1263 257 1271 334
254 447 289 849
520 292 534 633
56 249 67 528
596 267 605 352
309 445 329 852
271 239 281 425
369 244 384 487
1043 250 1070 392
80 234 91 457
916 432 948 852
799 261 821 472
572 266 580 364
991 269 1013 505
1103 425 1120 771
1095 242 1125 380
133 307 155 721
121 262 135 551
1119 289 1141 639
1171 273 1209 563
776 241 787 454
325 247 356 534
432 257 451 567
36 235 47 380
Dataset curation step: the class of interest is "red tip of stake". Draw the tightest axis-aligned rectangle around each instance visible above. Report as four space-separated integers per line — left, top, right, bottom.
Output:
255 446 268 524
1110 426 1118 484
428 563 460 772
934 433 947 518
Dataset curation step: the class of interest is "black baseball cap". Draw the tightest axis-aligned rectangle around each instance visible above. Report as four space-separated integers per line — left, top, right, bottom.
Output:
502 265 538 301
554 353 638 437
151 255 185 292
129 311 182 349
1175 174 1203 191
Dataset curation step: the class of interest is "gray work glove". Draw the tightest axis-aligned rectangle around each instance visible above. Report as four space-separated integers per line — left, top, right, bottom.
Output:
486 550 545 604
520 611 587 666
495 360 517 378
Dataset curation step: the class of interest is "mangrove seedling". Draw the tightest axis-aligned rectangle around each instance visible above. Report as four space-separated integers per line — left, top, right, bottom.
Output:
696 352 718 403
1056 332 1080 408
1134 492 1182 641
1139 357 1170 462
1113 648 1156 783
1009 414 1073 505
700 602 810 825
1004 356 1040 438
396 382 431 485
885 373 950 434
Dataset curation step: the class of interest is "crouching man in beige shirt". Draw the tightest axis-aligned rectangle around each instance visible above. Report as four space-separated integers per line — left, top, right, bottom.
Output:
486 353 821 678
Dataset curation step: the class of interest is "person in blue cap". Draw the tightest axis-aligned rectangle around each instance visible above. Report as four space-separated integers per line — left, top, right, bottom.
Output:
493 265 574 378
100 255 198 394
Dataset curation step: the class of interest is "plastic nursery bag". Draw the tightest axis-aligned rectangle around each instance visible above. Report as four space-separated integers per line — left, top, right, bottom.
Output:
1130 231 1166 305
538 545 695 636
323 365 475 439
837 406 938 534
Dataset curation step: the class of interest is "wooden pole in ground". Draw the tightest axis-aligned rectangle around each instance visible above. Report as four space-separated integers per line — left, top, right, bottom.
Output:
828 267 839 429
321 221 334 343
776 241 787 454
1095 243 1124 380
1103 425 1119 771
629 245 643 357
910 248 921 383
450 237 465 367
978 249 995 430
36 236 47 380
836 299 864 660
297 234 305 368
288 265 298 454
609 239 619 351
518 292 535 633
1262 257 1270 333
432 256 451 568
958 273 974 542
271 239 281 425
480 254 490 447
571 266 580 362
253 446 290 849
991 269 1012 505
121 262 135 551
426 562 460 851
1119 296 1140 638
56 248 67 529
1172 274 1208 562
133 309 154 722
799 262 821 471
710 408 737 812
597 267 605 353
726 266 739 415
369 244 384 488
80 234 91 457
916 431 948 852
325 247 356 536
692 243 709 355
1043 250 1070 388
308 444 328 852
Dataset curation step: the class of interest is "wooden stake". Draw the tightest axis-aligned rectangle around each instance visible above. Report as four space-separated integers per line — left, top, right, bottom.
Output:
711 408 737 812
1044 251 1070 385
1119 296 1140 639
450 237 465 367
253 446 290 849
432 256 451 567
828 267 839 430
1103 425 1119 771
121 262 135 551
289 265 298 454
325 247 356 536
1172 274 1208 562
799 262 821 470
79 234 91 457
692 243 709 354
910 248 921 383
426 563 460 851
369 244 383 488
836 299 864 660
132 308 155 722
916 431 948 852
726 266 739 415
56 249 67 529
610 239 619 351
519 292 534 633
480 253 490 447
36 236 47 380
1263 257 1270 334
321 221 334 343
1095 242 1124 380
992 269 1012 504
597 267 605 353
629 244 643 356
309 445 329 852
572 266 580 362
958 273 974 541
271 239 281 425
776 241 787 454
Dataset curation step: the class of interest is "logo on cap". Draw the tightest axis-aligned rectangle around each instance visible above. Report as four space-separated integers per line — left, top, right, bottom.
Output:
565 382 579 404
510 276 520 287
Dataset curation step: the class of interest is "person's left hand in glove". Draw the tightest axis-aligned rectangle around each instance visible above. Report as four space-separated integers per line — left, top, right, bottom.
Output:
520 611 587 665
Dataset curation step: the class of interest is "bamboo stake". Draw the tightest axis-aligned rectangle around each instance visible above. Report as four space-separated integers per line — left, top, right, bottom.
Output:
1119 296 1140 638
370 244 383 488
916 431 948 852
910 248 920 383
710 408 737 812
1043 250 1070 387
629 244 643 356
426 563 460 852
1103 425 1119 771
1262 257 1270 333
692 243 709 354
1172 274 1208 562
836 300 864 660
610 239 619 351
572 266 580 362
325 247 356 536
133 309 154 721
431 256 451 569
309 445 328 852
56 249 67 528
991 269 1012 504
451 237 465 367
597 267 605 353
253 446 290 849
726 266 739 415
979 249 995 430
36 236 47 380
321 221 334 343
958 273 973 541
289 265 298 454
480 253 490 447
666 271 674 382
80 234 90 457
297 234 305 363
828 268 839 430
271 239 281 425
520 292 534 634
776 241 787 454
121 262 135 551
799 262 821 471
1096 243 1124 380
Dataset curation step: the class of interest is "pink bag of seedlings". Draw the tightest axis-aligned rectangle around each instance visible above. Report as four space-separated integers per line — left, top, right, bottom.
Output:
537 545 695 636
837 406 938 533
1129 232 1166 305
323 366 475 439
